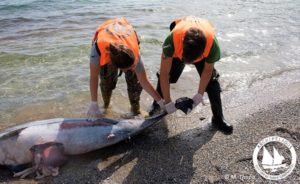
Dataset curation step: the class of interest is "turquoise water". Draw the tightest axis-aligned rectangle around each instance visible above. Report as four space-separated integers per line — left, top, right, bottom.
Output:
0 0 299 125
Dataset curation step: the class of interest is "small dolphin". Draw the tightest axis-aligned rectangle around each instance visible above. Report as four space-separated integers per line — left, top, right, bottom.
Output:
0 112 167 178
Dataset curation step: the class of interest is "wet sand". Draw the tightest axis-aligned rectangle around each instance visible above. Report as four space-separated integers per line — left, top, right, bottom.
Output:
0 71 299 184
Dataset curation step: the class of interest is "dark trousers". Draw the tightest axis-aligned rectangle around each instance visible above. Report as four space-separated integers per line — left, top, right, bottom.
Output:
100 63 142 112
155 58 221 96
154 58 224 118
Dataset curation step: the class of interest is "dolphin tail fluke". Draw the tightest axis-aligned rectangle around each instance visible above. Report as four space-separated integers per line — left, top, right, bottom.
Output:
141 112 167 129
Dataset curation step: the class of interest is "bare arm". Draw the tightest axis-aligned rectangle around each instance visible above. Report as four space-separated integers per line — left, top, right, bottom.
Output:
90 63 100 102
198 62 214 95
136 70 162 102
160 54 173 103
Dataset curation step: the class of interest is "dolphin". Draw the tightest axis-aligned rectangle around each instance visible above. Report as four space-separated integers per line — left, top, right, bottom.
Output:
0 112 167 179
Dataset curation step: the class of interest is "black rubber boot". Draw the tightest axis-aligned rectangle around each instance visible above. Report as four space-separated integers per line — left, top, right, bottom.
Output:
149 75 163 116
149 101 161 116
207 90 233 135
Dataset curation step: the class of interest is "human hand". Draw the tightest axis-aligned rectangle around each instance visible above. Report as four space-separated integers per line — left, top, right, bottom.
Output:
165 101 177 114
192 93 205 108
87 101 103 121
156 99 165 109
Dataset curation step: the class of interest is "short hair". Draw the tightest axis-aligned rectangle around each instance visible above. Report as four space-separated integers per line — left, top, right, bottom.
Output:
182 28 206 63
109 44 135 69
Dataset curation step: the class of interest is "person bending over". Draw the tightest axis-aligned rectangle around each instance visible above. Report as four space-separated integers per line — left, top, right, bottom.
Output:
87 18 165 120
149 16 233 134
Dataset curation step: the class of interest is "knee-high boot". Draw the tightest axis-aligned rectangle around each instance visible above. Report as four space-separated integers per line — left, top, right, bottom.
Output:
207 89 233 134
149 73 164 116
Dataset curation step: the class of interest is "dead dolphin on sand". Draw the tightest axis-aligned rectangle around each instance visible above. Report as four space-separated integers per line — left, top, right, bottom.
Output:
0 97 192 179
0 112 166 179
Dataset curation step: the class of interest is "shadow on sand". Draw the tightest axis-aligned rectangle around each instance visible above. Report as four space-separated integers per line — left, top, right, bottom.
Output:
74 117 216 184
0 118 216 184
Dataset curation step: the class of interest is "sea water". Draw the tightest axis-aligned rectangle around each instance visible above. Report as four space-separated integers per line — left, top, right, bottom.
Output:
0 0 299 126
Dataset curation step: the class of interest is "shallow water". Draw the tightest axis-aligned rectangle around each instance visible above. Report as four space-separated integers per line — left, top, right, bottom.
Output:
0 0 299 126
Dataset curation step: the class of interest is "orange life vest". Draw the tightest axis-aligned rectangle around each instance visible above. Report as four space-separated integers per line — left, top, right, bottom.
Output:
92 18 140 66
172 16 214 63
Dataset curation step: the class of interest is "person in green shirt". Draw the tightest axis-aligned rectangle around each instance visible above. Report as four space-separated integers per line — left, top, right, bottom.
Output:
149 17 233 134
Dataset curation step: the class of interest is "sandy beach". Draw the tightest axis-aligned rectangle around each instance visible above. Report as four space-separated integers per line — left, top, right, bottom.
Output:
0 69 299 184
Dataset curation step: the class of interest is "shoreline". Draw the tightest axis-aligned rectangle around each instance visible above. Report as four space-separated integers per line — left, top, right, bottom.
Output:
0 71 299 183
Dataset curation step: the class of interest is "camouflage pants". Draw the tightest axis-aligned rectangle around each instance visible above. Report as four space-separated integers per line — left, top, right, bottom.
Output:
99 63 142 113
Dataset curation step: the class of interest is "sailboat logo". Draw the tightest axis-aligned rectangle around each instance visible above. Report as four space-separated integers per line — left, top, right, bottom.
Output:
261 146 287 172
253 136 297 181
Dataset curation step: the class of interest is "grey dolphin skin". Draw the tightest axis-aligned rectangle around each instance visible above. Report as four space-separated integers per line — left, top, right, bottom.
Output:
0 112 167 179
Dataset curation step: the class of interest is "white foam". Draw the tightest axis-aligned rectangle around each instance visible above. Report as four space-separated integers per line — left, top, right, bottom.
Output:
252 29 268 35
218 36 231 42
226 33 245 38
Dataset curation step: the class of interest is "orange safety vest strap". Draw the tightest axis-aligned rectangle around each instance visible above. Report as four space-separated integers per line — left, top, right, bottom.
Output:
93 18 140 66
172 16 214 63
